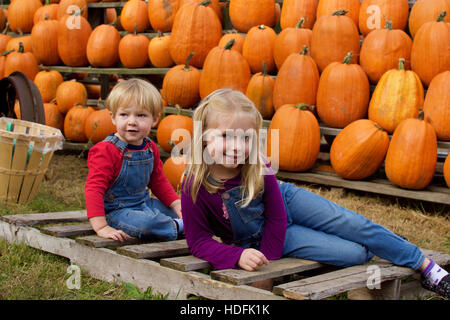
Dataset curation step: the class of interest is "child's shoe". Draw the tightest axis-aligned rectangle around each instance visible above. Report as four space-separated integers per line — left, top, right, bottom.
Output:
421 274 450 299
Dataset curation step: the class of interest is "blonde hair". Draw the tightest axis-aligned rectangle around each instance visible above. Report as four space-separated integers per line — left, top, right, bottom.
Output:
105 78 163 118
183 89 266 207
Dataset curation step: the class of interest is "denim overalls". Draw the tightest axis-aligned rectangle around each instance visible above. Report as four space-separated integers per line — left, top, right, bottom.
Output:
221 180 425 269
103 135 178 241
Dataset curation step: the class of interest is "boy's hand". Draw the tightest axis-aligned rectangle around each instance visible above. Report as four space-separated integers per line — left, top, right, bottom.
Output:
238 248 269 271
170 199 182 218
97 225 131 242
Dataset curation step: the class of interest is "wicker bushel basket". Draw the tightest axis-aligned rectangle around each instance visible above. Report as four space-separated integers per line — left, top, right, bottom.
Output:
0 117 64 204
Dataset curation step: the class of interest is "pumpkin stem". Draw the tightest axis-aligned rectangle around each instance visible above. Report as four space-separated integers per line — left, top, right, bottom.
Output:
342 52 353 64
437 11 447 22
1 49 14 56
17 28 23 36
200 0 211 6
300 45 309 55
50 98 57 104
184 52 194 71
295 17 305 29
384 20 393 30
418 110 425 121
224 38 235 50
258 25 266 30
18 42 24 53
44 13 50 21
133 24 138 36
294 103 315 112
175 104 182 115
261 61 268 76
2 22 9 35
398 58 406 70
374 123 385 132
332 10 348 16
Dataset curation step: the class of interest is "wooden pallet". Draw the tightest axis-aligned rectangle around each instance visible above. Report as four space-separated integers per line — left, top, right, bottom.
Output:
1 210 448 300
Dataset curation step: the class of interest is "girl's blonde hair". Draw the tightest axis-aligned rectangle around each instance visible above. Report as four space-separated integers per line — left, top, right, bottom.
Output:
105 78 163 118
183 89 266 207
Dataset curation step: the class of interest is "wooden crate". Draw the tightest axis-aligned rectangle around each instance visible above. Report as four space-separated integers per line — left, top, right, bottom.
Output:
1 210 448 300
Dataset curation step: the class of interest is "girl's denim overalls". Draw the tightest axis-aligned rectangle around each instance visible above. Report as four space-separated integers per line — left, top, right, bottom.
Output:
221 180 425 269
102 135 178 241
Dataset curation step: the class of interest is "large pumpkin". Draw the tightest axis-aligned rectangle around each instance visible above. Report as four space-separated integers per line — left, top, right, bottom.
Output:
199 39 251 99
411 11 450 87
7 0 42 33
359 0 409 36
311 10 360 72
444 154 450 188
84 108 116 144
280 0 318 30
148 0 181 32
34 3 59 24
34 69 63 103
423 71 450 141
64 104 95 142
273 17 312 70
156 113 194 153
148 33 174 68
229 0 276 33
55 80 88 114
245 61 275 119
169 0 222 68
316 52 370 128
360 20 412 84
118 27 150 68
384 113 437 190
273 46 319 110
31 18 61 66
368 59 424 134
316 0 360 27
409 0 450 38
162 53 201 108
267 103 320 172
57 12 92 67
242 24 277 74
57 0 88 20
87 24 121 68
4 42 39 81
330 119 389 180
120 0 150 33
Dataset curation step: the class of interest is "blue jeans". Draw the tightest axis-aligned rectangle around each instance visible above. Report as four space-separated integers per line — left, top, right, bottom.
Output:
279 183 425 270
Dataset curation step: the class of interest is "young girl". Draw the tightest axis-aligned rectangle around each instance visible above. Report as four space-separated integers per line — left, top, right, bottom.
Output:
181 88 449 299
85 78 184 242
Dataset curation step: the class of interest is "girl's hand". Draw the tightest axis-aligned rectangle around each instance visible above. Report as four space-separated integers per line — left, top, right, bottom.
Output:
170 199 182 218
238 249 269 271
97 225 131 242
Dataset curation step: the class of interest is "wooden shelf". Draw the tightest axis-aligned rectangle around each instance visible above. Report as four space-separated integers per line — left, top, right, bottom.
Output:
40 65 169 75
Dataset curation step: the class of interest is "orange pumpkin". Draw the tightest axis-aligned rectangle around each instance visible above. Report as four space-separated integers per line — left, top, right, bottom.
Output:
4 42 39 81
120 0 150 33
330 119 389 180
360 20 412 84
6 35 33 53
317 0 360 27
148 0 181 32
148 33 175 68
267 103 320 172
31 18 61 66
34 69 64 103
423 71 450 141
161 52 201 108
0 7 5 32
34 2 59 24
87 24 121 68
229 0 276 33
280 0 318 30
118 27 150 68
411 11 450 87
163 155 186 191
409 0 450 38
316 52 370 128
84 108 116 144
242 24 277 74
444 154 450 188
7 0 42 33
0 33 13 53
57 0 87 20
273 17 312 70
44 103 64 131
311 10 360 72
218 31 245 54
199 39 251 99
64 104 95 142
182 0 223 23
359 0 409 36
55 80 88 114
273 46 319 110
169 0 222 68
0 50 13 79
384 113 437 190
245 61 275 119
156 114 194 153
368 59 424 133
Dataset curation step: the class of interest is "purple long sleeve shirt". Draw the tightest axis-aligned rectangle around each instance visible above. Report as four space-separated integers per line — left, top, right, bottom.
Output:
181 169 288 270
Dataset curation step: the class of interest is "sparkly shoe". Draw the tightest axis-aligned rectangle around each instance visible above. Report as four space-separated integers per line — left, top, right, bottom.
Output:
421 274 450 299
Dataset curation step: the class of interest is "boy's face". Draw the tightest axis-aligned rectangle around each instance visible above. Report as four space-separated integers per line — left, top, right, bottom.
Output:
111 105 159 146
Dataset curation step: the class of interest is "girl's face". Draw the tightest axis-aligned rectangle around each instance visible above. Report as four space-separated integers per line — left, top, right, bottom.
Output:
204 112 257 170
111 105 159 145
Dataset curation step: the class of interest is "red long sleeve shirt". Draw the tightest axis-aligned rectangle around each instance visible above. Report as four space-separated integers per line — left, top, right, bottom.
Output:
84 138 179 219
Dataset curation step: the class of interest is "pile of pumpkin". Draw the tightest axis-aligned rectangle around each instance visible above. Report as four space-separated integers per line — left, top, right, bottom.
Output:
1 0 450 191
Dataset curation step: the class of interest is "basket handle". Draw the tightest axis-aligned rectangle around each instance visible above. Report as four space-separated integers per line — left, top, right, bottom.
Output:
0 71 46 125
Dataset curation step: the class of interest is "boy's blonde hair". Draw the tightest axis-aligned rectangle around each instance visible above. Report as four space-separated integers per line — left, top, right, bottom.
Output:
184 89 266 207
105 78 163 118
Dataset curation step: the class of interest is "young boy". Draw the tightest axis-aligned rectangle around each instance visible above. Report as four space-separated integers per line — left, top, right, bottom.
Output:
84 78 183 242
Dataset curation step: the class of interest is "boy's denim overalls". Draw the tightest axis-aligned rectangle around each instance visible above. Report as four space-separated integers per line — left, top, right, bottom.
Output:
103 135 178 241
221 180 425 269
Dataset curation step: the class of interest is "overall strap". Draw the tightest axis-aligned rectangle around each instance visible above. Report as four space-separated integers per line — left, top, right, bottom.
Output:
104 134 128 152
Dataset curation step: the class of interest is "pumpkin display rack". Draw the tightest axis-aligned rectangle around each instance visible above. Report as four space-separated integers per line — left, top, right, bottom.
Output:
2 0 449 206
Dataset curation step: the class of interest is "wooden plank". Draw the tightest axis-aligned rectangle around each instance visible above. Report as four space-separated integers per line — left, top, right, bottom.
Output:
160 255 211 272
210 258 323 286
274 250 450 300
0 210 87 226
39 66 170 75
116 239 190 259
40 223 94 237
276 171 450 205
75 234 141 248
